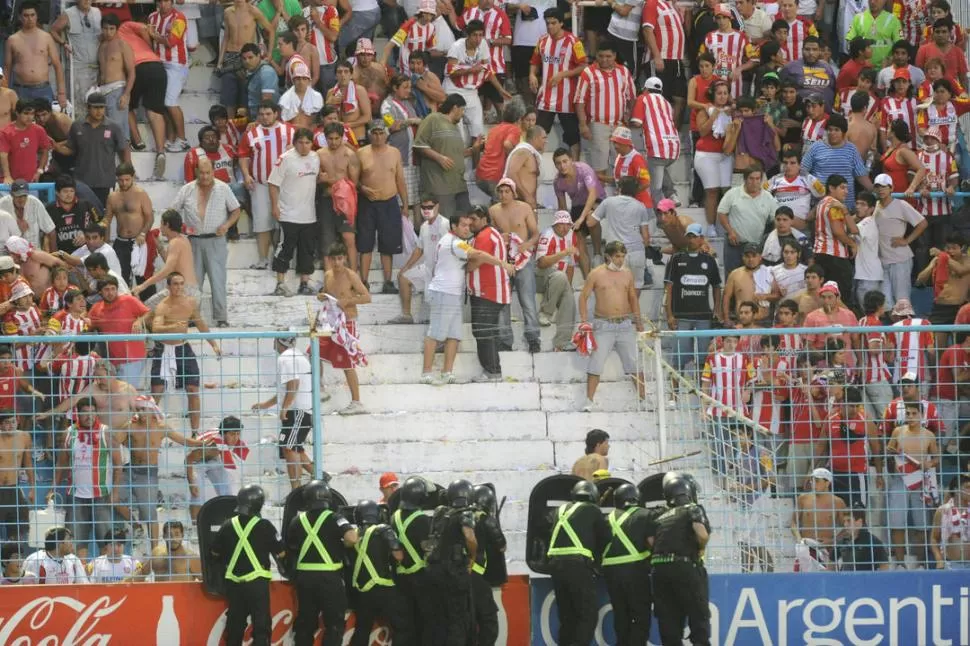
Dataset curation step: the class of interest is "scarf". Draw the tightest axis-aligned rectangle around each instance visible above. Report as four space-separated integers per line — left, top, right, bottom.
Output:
313 294 368 368
933 252 950 297
572 322 597 356
508 233 533 271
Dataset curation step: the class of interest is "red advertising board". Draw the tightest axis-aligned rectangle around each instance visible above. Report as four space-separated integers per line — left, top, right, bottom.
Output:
0 576 531 645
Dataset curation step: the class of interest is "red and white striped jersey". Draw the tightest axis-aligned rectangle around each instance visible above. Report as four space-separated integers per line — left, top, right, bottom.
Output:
777 16 817 63
702 352 752 418
444 39 493 90
220 122 241 150
893 0 929 45
468 225 510 304
391 17 436 74
197 430 250 470
50 310 88 337
3 306 42 371
880 96 918 143
916 101 970 150
919 148 958 217
39 285 79 315
857 314 892 384
702 30 747 97
147 9 188 66
882 397 943 436
536 227 579 273
836 88 879 121
641 0 685 61
631 92 680 159
575 64 635 125
305 4 339 65
813 195 851 258
185 145 236 184
892 317 934 384
614 149 650 185
459 7 512 75
801 116 828 153
51 351 99 402
767 172 825 220
238 121 295 184
751 354 790 435
529 32 587 113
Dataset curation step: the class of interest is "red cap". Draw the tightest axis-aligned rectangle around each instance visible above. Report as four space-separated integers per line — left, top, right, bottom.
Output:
892 67 911 81
379 472 400 489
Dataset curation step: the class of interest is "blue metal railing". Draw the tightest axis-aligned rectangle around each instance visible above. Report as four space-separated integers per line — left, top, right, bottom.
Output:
0 182 56 203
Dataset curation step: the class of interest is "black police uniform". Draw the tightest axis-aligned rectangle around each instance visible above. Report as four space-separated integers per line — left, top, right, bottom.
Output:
211 513 284 646
602 506 656 646
471 509 507 646
651 503 712 646
286 508 355 646
546 501 610 646
426 504 477 646
350 523 412 646
391 508 436 645
836 528 890 571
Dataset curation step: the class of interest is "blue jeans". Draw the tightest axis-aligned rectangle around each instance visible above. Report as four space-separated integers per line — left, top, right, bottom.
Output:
338 8 380 56
499 258 540 348
12 83 53 103
116 360 146 390
674 318 712 374
882 259 913 311
708 417 734 477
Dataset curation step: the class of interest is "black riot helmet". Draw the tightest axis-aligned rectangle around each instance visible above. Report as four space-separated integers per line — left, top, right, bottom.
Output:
399 476 429 510
235 484 265 516
472 485 497 516
571 480 599 503
303 479 332 511
613 483 640 509
447 479 474 508
355 500 381 526
662 472 697 507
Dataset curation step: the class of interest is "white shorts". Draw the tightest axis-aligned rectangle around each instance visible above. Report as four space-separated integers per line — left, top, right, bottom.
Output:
694 151 733 189
250 182 276 234
163 63 189 107
625 249 646 290
190 463 240 505
402 263 430 292
456 88 484 138
588 121 614 172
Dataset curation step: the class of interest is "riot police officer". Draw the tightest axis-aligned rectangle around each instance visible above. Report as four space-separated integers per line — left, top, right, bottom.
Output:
210 485 285 646
392 476 435 645
470 484 507 646
286 480 358 646
651 472 711 646
425 479 478 646
546 480 610 646
602 483 655 646
350 500 412 646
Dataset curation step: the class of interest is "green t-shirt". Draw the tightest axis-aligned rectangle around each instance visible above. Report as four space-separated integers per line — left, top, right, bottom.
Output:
258 0 304 63
413 112 466 196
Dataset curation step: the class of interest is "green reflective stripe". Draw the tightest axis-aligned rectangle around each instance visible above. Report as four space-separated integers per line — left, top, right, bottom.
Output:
393 510 427 574
353 526 394 592
296 511 342 571
602 508 651 567
472 550 488 575
546 503 593 559
225 516 272 582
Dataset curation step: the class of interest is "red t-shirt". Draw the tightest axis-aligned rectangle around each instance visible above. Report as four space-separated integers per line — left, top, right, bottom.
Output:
0 123 51 182
835 59 870 93
476 123 521 183
915 43 969 88
955 303 970 326
88 295 150 364
829 410 869 474
936 344 969 400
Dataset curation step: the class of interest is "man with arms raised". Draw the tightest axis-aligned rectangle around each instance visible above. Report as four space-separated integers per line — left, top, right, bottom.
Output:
317 121 360 274
104 163 153 287
0 411 32 542
571 429 609 481
791 468 848 571
357 120 407 293
4 1 67 104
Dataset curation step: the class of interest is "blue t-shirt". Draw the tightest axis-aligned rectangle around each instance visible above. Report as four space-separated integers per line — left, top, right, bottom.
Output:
801 142 868 209
247 63 280 118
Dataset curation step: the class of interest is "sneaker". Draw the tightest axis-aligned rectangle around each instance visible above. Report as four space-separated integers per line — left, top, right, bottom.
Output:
706 224 718 238
538 312 552 327
420 372 436 385
320 392 332 402
153 153 166 179
528 340 541 354
472 372 500 383
297 283 314 296
272 282 292 297
130 140 146 152
216 320 230 328
387 314 414 324
339 401 367 415
382 280 399 294
439 372 456 384
249 258 270 270
581 398 594 412
164 140 184 152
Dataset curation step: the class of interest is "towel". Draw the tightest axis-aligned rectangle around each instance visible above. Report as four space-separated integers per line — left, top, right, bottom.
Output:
313 294 368 368
502 142 542 180
159 344 178 392
897 453 941 506
331 178 359 226
573 322 597 356
737 115 778 169
711 108 731 139
508 232 533 271
933 252 950 298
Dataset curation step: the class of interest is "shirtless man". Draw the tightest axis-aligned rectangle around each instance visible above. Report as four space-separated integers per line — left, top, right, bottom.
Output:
931 474 970 569
147 521 200 581
40 359 138 430
97 14 136 147
104 164 153 287
0 71 19 129
847 92 877 168
791 264 824 320
4 1 67 105
219 0 275 114
571 429 609 482
34 101 75 175
353 39 388 114
490 177 540 353
791 467 848 571
0 412 32 542
135 210 200 304
315 243 370 415
504 126 547 209
409 51 446 114
578 241 645 412
279 65 322 129
326 61 372 141
887 402 940 566
356 121 407 290
149 272 221 434
317 121 361 273
287 16 320 88
721 245 773 323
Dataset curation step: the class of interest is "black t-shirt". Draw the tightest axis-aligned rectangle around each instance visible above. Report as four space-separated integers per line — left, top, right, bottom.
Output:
46 200 100 254
837 529 889 571
602 507 656 566
548 502 611 561
352 524 401 589
285 509 354 569
665 251 721 320
211 514 284 577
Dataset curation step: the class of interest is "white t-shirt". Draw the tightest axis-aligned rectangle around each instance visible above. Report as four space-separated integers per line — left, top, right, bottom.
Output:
443 39 493 93
512 0 557 46
268 148 320 225
277 347 313 412
854 215 882 281
72 242 124 279
770 263 807 296
87 269 130 295
88 555 141 582
0 196 55 250
279 87 325 123
418 215 451 267
428 232 471 296
22 551 88 584
767 173 824 221
432 16 456 53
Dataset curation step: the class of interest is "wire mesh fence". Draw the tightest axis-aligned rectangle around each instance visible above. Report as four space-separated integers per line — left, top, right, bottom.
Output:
641 322 970 574
0 330 324 584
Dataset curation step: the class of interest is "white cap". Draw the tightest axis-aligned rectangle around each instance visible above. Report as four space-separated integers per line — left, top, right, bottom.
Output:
644 76 663 92
811 468 833 483
873 173 894 187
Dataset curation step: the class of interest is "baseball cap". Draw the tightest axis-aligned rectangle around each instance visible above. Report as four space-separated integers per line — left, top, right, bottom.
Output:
367 119 387 133
685 222 704 237
591 469 611 482
553 210 572 225
356 38 376 55
656 198 677 213
900 371 919 383
0 257 18 272
496 177 517 192
714 3 732 17
761 71 780 86
379 472 399 489
811 467 833 483
891 298 915 317
893 67 911 81
417 0 436 14
86 92 107 107
818 280 840 296
9 179 29 197
873 173 894 187
610 125 633 147
644 76 663 92
803 92 825 105
741 242 761 255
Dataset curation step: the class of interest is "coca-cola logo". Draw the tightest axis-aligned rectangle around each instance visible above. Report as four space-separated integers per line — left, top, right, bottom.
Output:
205 608 295 646
0 595 127 645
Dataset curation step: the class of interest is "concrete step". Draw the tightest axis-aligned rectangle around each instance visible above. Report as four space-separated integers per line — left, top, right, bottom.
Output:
134 122 210 151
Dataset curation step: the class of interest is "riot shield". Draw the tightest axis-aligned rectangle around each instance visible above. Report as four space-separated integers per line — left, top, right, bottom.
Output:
594 477 634 508
197 495 238 596
637 473 668 505
385 478 444 513
473 482 508 587
525 474 582 575
280 484 349 576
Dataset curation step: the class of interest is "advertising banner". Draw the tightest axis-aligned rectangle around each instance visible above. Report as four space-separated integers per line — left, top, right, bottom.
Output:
530 571 970 645
0 576 530 645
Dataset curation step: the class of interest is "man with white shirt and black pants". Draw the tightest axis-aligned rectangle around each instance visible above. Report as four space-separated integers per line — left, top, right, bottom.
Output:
252 334 314 491
269 128 320 297
390 197 450 325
